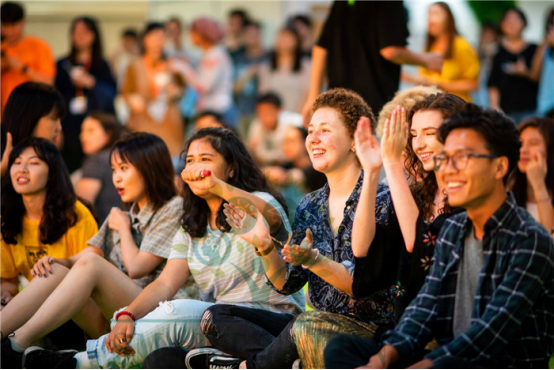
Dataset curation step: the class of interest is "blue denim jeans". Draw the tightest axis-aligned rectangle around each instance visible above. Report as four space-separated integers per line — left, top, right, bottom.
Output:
85 299 213 368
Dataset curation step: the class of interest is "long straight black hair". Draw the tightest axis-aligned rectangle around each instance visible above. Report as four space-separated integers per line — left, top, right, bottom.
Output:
180 127 287 238
1 82 66 158
69 16 104 68
1 138 77 245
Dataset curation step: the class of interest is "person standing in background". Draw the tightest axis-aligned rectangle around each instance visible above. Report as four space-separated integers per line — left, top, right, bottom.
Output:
288 14 314 58
488 8 538 124
302 0 444 126
258 27 311 113
232 21 267 137
226 9 250 60
472 22 499 107
530 8 554 118
55 16 117 173
110 29 139 88
0 2 55 116
403 2 479 102
171 17 236 127
122 23 185 161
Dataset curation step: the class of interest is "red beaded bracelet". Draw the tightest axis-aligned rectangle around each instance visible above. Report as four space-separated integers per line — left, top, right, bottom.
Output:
115 310 136 322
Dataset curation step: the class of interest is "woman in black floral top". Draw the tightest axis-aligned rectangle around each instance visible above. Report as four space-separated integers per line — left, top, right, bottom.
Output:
355 93 467 322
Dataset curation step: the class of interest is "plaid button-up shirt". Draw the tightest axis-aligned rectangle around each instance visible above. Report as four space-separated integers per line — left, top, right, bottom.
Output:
383 192 554 368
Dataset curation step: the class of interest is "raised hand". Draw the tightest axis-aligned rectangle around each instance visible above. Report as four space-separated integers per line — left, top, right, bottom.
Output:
224 202 273 253
381 106 408 165
354 116 382 175
108 208 131 233
525 152 547 190
181 166 222 196
282 228 317 266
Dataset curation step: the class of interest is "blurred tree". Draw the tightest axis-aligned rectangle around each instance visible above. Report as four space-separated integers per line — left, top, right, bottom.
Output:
466 0 517 25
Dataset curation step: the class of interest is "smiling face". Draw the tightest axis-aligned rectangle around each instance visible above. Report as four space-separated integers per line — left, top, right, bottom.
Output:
80 117 110 155
518 127 547 173
184 138 233 199
111 152 147 205
439 129 505 209
33 110 62 145
307 107 354 174
411 110 445 172
10 147 49 196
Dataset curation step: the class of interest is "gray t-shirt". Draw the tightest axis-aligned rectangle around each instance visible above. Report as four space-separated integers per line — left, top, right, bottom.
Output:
453 225 484 338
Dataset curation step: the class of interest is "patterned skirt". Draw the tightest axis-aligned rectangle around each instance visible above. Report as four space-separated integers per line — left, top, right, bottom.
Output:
291 311 377 369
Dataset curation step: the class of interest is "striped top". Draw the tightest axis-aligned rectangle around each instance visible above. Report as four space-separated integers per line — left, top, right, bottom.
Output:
169 192 305 315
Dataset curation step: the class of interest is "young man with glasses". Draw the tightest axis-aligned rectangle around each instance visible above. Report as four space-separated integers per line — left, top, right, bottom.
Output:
325 104 554 369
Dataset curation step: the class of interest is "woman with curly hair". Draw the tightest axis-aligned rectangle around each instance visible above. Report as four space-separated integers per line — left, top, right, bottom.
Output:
1 138 98 313
370 93 467 321
509 117 554 235
1 133 197 367
172 88 397 369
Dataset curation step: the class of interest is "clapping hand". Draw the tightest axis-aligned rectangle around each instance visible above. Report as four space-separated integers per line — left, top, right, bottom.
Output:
381 106 408 165
224 202 272 253
354 116 382 175
282 228 316 266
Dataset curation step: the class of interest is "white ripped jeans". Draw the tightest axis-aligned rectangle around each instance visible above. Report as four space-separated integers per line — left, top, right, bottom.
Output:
85 299 214 369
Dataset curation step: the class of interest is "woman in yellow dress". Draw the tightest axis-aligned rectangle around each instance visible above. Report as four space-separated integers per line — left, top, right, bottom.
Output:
403 2 479 102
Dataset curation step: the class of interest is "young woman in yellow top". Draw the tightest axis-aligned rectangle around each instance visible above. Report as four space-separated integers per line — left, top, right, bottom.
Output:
1 138 98 309
403 2 479 102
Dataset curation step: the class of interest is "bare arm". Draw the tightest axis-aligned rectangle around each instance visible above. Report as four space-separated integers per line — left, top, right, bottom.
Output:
351 117 382 257
380 46 443 72
301 45 327 126
381 107 419 252
529 43 546 82
76 178 102 206
125 258 190 320
436 79 478 93
488 87 501 111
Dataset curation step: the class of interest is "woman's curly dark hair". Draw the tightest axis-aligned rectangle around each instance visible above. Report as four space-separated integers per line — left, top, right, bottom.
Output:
180 127 287 238
405 93 467 221
1 138 77 245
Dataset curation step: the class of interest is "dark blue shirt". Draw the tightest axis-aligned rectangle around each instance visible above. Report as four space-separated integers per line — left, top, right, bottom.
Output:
270 172 396 325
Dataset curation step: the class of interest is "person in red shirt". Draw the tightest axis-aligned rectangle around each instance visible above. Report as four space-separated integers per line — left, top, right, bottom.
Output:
1 2 56 116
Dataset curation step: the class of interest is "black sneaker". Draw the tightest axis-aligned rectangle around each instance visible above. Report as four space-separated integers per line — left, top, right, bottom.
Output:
23 346 77 369
143 347 190 369
185 348 240 369
209 355 242 369
1 337 23 369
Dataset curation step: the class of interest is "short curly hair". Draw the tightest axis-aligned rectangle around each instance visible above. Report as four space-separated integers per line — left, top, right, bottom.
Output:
311 88 375 137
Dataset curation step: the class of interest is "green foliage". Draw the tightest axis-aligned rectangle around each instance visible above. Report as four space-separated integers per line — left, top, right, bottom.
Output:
466 0 517 25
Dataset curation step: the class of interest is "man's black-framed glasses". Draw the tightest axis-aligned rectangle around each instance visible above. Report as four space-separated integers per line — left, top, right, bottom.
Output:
434 152 499 172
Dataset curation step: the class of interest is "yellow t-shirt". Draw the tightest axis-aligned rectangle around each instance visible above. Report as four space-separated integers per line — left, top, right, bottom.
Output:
1 201 98 281
420 36 480 102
